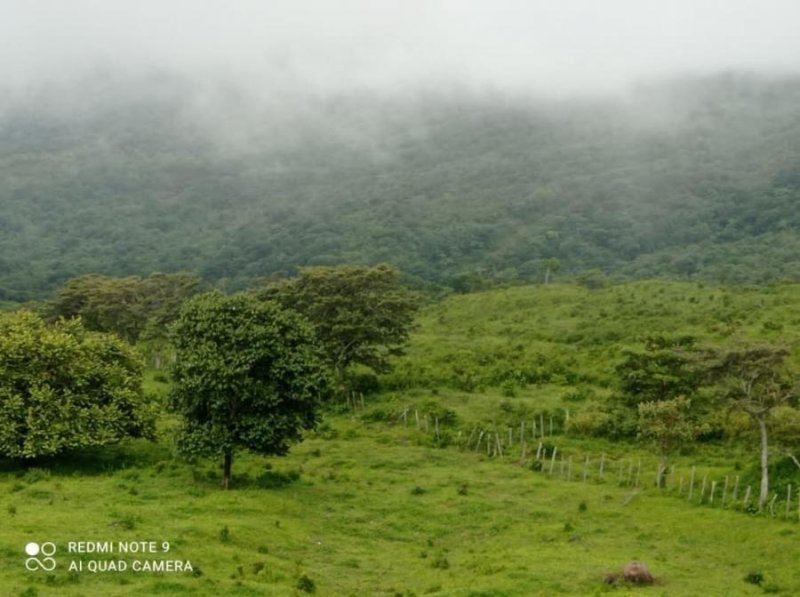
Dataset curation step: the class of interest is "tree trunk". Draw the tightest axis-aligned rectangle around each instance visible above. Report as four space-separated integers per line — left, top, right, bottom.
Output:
223 451 233 490
544 267 551 285
758 416 769 509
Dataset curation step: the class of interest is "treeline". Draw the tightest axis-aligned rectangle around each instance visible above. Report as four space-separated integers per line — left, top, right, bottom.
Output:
2 72 800 301
0 265 419 487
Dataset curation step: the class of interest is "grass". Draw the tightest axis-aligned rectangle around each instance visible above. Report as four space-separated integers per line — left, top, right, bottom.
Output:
2 398 799 596
5 280 800 595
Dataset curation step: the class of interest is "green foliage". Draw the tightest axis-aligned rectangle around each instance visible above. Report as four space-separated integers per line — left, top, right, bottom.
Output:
261 265 419 384
615 334 700 408
0 310 156 458
169 292 331 487
296 574 316 593
702 343 797 506
48 273 201 343
565 410 612 437
638 396 701 456
5 75 800 303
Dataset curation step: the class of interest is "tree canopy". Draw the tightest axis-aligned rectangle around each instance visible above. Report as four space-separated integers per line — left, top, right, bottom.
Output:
169 292 331 488
0 310 156 459
48 272 201 343
3 73 800 302
703 343 797 508
261 265 420 387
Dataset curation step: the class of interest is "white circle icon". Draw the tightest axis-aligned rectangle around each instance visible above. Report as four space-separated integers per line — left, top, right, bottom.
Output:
25 543 40 556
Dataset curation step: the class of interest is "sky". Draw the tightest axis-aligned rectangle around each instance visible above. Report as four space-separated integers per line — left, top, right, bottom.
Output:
3 0 800 97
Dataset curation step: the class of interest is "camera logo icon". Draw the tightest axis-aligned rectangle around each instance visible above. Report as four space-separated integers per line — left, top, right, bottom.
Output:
24 542 57 571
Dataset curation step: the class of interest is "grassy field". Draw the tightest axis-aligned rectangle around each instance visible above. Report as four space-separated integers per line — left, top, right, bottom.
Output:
4 281 800 596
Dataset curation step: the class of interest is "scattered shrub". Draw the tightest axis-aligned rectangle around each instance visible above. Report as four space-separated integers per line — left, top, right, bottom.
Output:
219 526 231 543
297 574 316 593
565 410 611 437
744 571 763 585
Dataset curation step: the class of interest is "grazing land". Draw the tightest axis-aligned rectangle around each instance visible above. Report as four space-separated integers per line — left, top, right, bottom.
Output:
4 282 800 596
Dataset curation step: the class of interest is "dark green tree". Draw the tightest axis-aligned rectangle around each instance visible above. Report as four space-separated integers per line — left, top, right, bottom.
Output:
49 272 201 343
616 334 700 408
169 292 330 489
0 311 156 459
260 265 420 390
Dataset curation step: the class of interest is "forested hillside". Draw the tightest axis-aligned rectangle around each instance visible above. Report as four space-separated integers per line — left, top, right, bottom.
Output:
2 72 800 301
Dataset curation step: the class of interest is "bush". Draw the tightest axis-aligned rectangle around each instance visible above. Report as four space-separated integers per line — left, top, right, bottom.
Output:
0 311 156 459
565 410 612 437
562 386 595 402
296 574 316 593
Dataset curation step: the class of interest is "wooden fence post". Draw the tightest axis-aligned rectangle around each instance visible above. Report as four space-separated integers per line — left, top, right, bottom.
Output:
599 453 605 482
786 485 792 519
721 476 729 508
688 466 696 501
743 485 752 509
582 456 590 482
549 447 558 474
710 481 717 506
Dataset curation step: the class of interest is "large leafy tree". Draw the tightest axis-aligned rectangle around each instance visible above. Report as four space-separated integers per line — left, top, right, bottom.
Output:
169 292 330 489
703 344 796 509
260 265 420 389
49 272 201 343
0 311 156 459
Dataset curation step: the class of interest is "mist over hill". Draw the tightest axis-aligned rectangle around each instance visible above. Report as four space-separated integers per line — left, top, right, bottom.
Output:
2 71 800 301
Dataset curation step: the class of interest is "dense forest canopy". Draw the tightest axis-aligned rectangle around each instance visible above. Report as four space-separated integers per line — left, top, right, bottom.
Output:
2 71 800 302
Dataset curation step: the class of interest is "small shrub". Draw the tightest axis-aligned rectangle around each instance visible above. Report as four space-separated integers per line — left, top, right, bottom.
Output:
457 483 468 496
8 505 17 516
578 501 587 513
252 562 265 574
744 571 763 585
257 545 269 554
565 410 611 437
219 526 231 543
500 380 517 397
296 574 316 593
562 386 595 402
112 514 138 530
431 554 450 569
411 486 426 496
